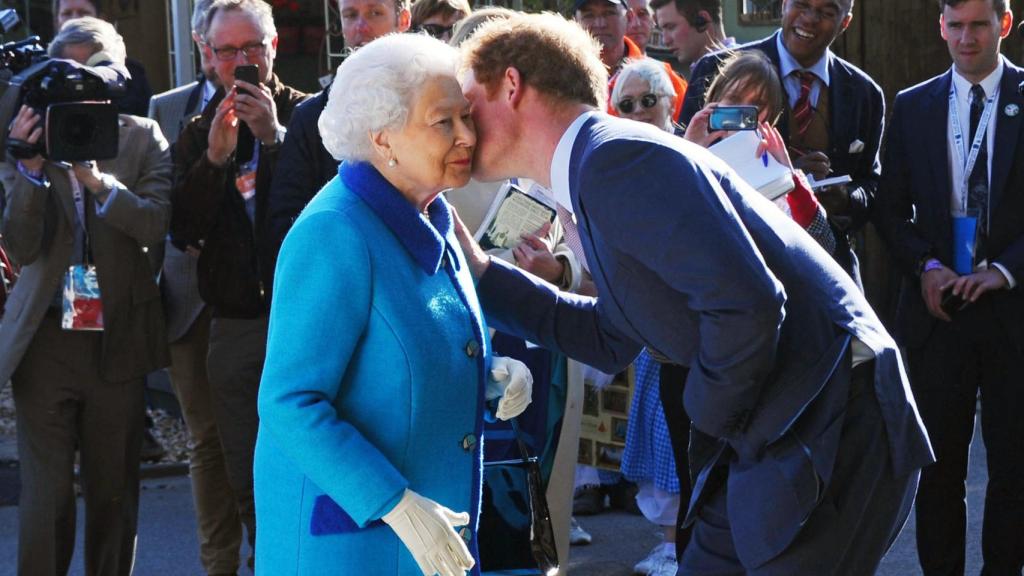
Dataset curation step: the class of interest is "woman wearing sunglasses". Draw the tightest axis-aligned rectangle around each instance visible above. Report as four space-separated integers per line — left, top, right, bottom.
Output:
682 50 836 255
410 0 471 42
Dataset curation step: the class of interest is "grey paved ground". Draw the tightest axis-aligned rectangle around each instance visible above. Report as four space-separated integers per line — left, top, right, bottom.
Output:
0 420 986 575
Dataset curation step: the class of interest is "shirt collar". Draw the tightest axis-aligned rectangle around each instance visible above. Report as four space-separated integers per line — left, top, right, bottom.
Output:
951 56 1005 101
551 111 599 215
340 161 454 275
776 32 831 86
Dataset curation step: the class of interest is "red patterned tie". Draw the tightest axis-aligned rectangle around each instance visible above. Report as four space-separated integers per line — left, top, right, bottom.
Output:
792 71 816 136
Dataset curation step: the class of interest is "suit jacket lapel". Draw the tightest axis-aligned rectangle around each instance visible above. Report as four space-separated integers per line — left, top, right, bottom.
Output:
45 165 77 230
925 71 953 232
990 63 1023 211
827 58 856 155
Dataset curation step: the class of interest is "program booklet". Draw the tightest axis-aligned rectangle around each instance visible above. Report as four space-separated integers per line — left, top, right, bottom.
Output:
474 181 557 251
709 130 796 201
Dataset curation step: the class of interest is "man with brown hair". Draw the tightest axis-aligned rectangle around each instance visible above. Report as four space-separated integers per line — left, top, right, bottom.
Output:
649 0 732 71
459 12 931 575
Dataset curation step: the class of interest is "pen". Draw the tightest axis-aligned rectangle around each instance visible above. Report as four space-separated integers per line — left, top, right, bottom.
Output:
762 151 769 167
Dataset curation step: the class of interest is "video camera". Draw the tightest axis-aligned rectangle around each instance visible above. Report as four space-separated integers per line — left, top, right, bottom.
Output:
0 9 127 162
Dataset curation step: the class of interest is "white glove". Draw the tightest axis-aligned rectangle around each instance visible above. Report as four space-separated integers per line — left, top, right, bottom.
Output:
485 356 534 420
382 489 475 576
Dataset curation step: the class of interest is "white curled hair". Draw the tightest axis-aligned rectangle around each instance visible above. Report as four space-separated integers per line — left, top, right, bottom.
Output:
49 16 126 65
610 58 674 111
319 33 460 162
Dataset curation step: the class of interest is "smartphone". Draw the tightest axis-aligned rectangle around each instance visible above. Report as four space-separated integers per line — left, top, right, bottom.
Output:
940 288 969 316
709 105 759 131
233 64 260 96
233 64 259 164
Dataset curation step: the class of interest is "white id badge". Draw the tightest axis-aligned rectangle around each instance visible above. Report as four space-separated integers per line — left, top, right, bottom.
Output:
62 264 104 331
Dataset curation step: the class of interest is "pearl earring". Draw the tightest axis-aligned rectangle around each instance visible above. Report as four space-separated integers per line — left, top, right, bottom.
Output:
388 158 396 167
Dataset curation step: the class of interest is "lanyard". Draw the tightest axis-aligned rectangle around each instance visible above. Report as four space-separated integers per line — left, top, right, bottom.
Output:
68 169 91 263
949 83 997 214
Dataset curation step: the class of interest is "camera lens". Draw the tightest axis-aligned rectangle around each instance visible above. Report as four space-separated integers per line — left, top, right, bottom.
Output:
59 112 96 147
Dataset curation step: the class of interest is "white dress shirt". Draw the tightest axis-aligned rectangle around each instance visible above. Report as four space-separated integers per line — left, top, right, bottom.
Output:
776 33 831 109
945 58 1014 286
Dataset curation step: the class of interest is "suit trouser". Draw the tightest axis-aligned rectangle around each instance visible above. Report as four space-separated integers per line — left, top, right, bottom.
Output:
678 363 919 576
167 306 243 575
206 314 268 562
12 311 144 576
657 362 693 561
907 300 1024 576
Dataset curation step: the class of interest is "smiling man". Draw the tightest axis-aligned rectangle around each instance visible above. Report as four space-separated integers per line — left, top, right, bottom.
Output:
681 0 881 286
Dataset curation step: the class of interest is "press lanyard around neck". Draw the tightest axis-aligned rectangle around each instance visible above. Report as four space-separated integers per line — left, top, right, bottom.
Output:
949 82 997 214
68 169 91 263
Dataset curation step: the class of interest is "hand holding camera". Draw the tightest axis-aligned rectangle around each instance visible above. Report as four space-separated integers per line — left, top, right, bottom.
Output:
9 105 43 172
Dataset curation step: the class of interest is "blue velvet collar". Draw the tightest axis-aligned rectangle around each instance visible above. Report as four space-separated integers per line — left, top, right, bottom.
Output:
340 161 453 275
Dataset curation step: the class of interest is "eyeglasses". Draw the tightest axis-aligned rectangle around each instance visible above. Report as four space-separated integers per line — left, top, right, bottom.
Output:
617 93 662 114
207 41 267 61
416 23 454 38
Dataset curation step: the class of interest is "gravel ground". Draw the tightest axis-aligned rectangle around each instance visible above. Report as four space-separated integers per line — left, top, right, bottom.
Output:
0 382 189 465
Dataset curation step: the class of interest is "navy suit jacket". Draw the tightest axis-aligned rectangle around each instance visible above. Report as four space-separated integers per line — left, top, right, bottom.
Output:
875 59 1024 351
477 114 932 568
682 32 884 278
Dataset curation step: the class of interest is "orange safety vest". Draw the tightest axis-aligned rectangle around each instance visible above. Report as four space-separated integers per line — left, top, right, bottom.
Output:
607 37 688 122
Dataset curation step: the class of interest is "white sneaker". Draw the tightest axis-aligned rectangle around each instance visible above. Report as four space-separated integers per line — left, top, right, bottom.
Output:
633 542 675 574
569 517 592 545
648 554 679 576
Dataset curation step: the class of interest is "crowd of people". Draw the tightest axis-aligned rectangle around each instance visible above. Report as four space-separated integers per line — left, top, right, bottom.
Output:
0 0 1021 575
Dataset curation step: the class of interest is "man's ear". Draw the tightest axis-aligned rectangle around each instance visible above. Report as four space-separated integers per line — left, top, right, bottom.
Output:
998 9 1014 39
940 14 948 41
839 11 852 33
504 66 525 108
397 9 412 32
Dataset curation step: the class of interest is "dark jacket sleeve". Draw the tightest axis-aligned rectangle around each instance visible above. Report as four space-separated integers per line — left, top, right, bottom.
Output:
169 112 231 252
873 92 932 275
679 55 719 127
265 91 337 280
835 76 884 233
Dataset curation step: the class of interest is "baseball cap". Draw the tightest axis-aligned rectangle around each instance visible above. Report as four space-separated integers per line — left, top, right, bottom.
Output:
572 0 623 14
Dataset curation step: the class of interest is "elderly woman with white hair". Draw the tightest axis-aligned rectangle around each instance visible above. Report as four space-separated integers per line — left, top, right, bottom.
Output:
253 33 532 576
610 58 679 134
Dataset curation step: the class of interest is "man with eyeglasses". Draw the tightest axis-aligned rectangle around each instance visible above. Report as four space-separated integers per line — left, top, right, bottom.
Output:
149 1 251 574
170 0 307 568
265 0 410 286
574 0 688 121
681 0 881 286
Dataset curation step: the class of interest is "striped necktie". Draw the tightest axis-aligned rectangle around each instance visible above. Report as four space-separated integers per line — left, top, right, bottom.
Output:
792 71 817 136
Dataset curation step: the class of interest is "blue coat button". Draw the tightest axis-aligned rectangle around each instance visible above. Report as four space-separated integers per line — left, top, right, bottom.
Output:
465 340 479 358
461 434 476 451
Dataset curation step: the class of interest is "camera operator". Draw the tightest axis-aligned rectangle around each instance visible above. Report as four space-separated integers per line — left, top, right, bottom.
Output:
0 16 171 575
170 0 306 562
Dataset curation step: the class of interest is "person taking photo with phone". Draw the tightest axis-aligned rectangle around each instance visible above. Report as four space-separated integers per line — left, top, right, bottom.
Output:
684 50 836 255
169 0 307 566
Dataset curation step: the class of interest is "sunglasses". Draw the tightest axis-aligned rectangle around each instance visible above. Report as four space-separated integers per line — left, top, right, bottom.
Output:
617 93 663 114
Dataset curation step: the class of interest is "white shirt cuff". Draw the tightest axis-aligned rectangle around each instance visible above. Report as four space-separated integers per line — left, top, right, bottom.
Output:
991 262 1016 289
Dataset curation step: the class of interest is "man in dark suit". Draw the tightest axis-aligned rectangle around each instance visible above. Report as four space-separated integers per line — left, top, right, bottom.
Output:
682 0 881 284
265 0 410 282
0 17 170 575
459 13 932 574
874 1 1024 573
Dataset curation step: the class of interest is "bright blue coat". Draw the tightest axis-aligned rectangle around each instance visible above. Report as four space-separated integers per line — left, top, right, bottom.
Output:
254 162 489 575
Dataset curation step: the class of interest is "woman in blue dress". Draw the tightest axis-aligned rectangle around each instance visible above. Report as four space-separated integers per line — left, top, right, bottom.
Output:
253 33 532 576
